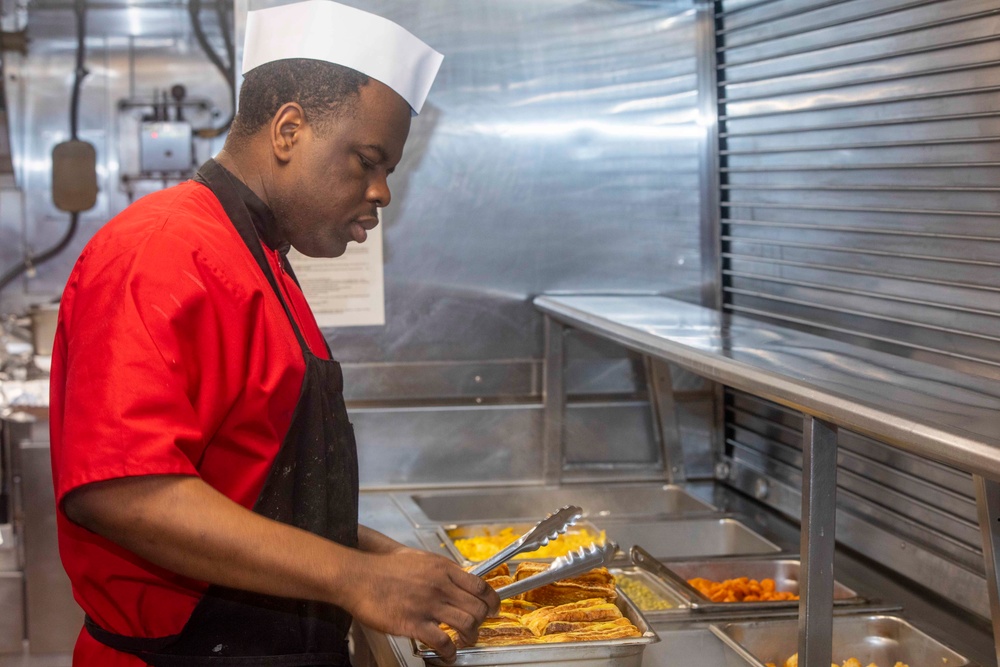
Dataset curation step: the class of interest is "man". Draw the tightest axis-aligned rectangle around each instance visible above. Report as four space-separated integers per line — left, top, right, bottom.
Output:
49 1 498 665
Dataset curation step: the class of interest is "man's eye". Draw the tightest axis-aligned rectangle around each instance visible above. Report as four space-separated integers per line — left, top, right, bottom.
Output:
359 155 375 170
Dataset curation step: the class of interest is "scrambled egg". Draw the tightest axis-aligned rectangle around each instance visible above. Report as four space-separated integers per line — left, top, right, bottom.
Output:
453 527 606 561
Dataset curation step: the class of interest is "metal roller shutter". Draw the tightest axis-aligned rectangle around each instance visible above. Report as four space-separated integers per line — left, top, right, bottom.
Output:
715 0 1000 614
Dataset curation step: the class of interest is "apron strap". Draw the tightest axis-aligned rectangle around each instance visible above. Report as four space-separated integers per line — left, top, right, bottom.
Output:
85 614 180 653
194 160 313 356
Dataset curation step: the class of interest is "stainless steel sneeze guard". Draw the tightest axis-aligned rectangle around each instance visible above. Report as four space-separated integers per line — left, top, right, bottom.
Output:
533 294 1000 665
534 295 1000 477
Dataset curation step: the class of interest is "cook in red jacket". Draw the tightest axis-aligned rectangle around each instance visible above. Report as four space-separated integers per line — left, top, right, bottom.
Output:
49 2 497 665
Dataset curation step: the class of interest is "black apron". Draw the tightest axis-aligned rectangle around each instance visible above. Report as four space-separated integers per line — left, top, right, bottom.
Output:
84 159 359 666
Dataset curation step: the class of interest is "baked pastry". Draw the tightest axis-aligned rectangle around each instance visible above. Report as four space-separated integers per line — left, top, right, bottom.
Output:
485 574 515 590
520 598 623 636
539 615 633 635
528 622 642 643
513 563 617 606
497 599 539 618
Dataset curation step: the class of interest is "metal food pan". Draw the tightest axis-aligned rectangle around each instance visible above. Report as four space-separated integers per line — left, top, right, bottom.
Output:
641 557 864 613
711 614 975 667
437 520 605 566
602 518 781 560
412 588 659 666
608 566 689 615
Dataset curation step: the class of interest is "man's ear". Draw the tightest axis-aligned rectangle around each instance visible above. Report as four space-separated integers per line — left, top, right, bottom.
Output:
269 102 307 164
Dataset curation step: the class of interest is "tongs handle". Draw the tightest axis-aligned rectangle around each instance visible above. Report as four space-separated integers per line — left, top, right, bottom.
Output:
629 545 701 602
494 541 619 601
469 505 583 577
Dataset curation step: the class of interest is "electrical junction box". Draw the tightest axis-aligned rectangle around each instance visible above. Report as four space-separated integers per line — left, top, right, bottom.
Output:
140 121 192 172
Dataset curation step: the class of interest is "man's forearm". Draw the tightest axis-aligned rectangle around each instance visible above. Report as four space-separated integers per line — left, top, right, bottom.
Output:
63 475 364 607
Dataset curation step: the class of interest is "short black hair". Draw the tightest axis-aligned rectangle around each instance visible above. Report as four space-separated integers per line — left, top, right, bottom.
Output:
227 59 370 142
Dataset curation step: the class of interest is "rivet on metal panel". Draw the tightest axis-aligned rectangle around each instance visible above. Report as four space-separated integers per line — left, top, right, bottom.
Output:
714 461 730 480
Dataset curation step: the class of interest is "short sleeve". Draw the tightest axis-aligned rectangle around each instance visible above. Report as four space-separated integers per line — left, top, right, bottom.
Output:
50 222 253 504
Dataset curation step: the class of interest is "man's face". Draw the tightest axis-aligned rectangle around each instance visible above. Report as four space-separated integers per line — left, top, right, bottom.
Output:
271 79 412 258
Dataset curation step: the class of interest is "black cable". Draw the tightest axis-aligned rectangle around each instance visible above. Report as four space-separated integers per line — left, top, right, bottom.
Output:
69 0 87 140
189 0 235 137
215 0 234 84
0 0 88 294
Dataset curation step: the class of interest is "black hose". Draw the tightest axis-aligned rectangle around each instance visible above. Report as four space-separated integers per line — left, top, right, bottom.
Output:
189 0 235 138
0 0 88 295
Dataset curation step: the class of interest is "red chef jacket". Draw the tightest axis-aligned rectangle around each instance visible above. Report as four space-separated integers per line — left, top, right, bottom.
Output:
49 175 331 667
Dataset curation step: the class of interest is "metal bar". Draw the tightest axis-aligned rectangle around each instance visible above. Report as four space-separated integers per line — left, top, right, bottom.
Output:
721 60 1000 106
725 286 1000 344
723 235 1000 267
725 270 1000 319
725 218 1000 242
719 7 1000 65
721 201 1000 219
645 358 686 483
724 251 1000 294
721 83 1000 121
725 304 1000 370
972 474 1000 667
798 416 838 667
721 135 1000 156
723 161 1000 172
724 184 1000 193
720 0 946 46
698 0 723 312
716 0 859 34
721 110 1000 138
541 316 565 485
721 34 1000 88
714 0 791 21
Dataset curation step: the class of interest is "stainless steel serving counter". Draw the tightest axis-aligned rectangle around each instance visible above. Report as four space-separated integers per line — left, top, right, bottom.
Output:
354 483 995 667
533 294 1000 666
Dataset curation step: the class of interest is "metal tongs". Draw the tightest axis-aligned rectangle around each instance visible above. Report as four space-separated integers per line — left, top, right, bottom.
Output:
494 541 620 601
468 505 584 577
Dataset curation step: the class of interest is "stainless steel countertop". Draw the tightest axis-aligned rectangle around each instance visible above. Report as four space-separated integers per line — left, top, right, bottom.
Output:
535 294 1000 480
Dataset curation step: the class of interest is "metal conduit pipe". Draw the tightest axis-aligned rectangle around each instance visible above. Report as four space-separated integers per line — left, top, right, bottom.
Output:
0 0 87 295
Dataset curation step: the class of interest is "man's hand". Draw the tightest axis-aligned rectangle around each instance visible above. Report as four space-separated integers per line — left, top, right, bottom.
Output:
339 547 499 663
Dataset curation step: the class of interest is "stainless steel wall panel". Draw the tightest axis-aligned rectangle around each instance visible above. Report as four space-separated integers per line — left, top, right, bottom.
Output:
563 401 658 466
3 0 707 486
342 361 540 404
352 405 544 488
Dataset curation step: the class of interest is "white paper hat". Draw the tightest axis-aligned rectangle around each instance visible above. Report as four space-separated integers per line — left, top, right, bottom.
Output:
242 0 443 115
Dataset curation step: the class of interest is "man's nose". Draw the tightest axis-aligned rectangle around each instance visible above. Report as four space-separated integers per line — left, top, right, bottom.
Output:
367 175 391 208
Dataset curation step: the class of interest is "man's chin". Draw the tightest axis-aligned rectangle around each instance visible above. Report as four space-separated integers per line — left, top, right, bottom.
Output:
291 237 348 259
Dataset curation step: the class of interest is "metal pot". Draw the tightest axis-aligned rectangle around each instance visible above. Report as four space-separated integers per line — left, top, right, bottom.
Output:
28 304 59 356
